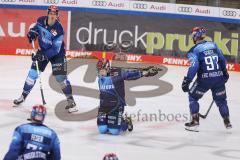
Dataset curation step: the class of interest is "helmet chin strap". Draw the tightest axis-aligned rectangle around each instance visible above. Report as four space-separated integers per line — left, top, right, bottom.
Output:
193 39 197 44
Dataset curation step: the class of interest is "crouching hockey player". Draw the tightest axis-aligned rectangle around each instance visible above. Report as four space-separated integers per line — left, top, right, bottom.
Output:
4 105 61 160
96 58 159 135
182 27 232 131
13 5 77 113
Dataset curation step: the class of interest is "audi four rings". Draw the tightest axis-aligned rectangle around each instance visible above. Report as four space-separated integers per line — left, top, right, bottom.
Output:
178 7 193 13
44 0 59 4
1 0 17 2
92 0 107 7
222 10 237 17
133 3 148 9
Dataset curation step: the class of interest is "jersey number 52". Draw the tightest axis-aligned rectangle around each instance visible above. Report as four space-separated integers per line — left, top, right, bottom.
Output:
205 56 219 71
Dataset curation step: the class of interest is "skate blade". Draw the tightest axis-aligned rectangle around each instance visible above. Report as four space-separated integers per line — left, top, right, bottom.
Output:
68 108 78 113
185 126 199 132
65 104 76 110
226 125 232 129
128 128 133 132
12 103 23 107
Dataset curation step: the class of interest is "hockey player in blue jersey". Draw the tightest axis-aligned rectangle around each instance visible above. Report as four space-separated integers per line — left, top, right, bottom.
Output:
96 58 159 135
4 105 61 160
182 27 232 130
13 5 77 113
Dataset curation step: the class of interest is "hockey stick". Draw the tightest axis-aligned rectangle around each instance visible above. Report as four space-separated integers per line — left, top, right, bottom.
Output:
112 66 163 72
199 100 214 119
32 41 46 105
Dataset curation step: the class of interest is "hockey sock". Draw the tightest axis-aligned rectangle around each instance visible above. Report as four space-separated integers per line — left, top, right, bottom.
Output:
22 69 38 98
55 75 73 99
189 96 200 115
215 99 229 118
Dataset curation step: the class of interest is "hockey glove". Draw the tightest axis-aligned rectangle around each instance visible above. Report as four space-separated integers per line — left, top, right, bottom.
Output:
223 70 229 83
27 29 38 43
142 66 158 77
182 77 191 92
32 50 47 62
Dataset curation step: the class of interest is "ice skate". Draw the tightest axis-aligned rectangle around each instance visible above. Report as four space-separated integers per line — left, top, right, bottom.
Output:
66 97 78 113
125 114 133 132
13 95 25 106
185 113 199 132
224 118 232 129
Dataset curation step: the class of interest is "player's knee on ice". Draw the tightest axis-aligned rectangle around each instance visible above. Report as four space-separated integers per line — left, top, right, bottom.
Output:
109 128 121 135
98 125 108 134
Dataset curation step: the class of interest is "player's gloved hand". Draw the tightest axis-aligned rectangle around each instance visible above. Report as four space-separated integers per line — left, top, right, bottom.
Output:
142 66 158 77
142 66 154 71
182 77 192 92
27 29 38 43
223 70 229 83
32 50 47 62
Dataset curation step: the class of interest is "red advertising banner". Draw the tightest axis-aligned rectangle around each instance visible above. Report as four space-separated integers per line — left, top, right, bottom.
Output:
0 8 68 54
1 47 239 72
89 51 240 72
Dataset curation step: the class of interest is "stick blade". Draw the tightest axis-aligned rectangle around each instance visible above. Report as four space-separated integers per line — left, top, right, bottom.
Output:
199 114 206 119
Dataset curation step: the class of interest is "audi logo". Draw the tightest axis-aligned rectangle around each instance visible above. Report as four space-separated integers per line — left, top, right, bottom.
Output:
133 3 148 9
44 0 59 4
222 10 237 17
1 0 16 2
92 0 107 7
178 7 193 13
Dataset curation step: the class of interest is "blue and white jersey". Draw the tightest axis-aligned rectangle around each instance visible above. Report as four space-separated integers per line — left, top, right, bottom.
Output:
4 123 61 160
32 16 65 59
98 68 142 108
187 40 227 85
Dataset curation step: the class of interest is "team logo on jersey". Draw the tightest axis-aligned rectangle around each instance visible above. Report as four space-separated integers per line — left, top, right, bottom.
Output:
51 29 58 36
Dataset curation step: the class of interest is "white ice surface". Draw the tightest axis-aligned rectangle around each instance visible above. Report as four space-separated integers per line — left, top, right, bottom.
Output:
0 55 239 160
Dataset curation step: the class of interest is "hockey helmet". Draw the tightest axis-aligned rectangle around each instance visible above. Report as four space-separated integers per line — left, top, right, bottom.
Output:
48 5 59 15
96 58 111 72
30 105 47 123
191 27 206 44
103 153 119 160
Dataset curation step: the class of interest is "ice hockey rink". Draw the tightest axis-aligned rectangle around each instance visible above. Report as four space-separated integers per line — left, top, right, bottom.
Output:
0 55 239 160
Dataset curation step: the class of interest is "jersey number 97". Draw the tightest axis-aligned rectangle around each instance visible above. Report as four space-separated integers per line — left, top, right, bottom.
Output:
205 56 219 71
